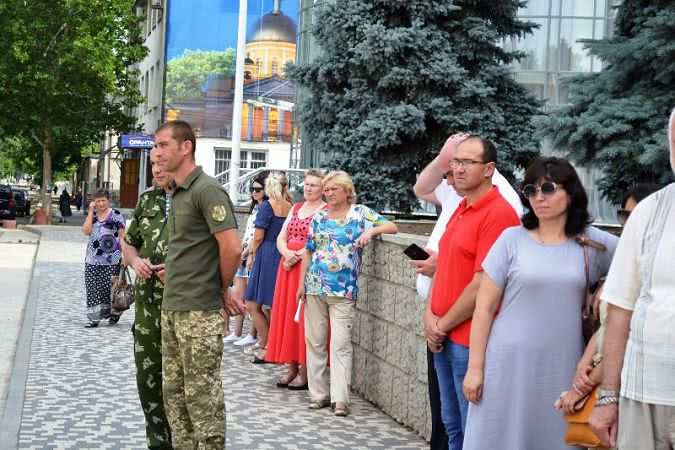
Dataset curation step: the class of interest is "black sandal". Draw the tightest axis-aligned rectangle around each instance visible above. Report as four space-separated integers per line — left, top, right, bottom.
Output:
84 321 99 328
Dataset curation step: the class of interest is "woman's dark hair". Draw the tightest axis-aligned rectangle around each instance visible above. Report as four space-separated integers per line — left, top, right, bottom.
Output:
94 189 110 200
621 183 662 208
249 175 269 213
520 157 592 237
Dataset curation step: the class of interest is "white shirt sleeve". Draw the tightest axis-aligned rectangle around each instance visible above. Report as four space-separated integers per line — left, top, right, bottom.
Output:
600 207 643 311
491 169 524 217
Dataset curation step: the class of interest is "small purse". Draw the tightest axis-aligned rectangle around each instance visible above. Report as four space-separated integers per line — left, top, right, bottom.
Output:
111 267 135 312
563 386 607 448
576 235 607 344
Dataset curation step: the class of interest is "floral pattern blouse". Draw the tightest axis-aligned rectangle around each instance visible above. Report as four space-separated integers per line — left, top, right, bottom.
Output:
305 204 388 301
85 209 126 266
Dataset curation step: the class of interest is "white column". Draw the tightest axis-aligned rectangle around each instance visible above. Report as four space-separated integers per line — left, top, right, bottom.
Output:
229 0 247 203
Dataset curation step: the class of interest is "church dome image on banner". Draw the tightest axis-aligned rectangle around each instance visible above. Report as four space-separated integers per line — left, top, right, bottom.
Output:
245 0 297 80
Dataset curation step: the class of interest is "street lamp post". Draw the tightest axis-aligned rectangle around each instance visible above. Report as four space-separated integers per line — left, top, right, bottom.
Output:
229 0 247 203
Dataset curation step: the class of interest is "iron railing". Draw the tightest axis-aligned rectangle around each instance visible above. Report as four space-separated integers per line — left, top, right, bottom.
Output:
220 167 308 205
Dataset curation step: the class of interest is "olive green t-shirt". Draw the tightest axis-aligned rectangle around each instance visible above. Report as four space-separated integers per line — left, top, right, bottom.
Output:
162 166 237 311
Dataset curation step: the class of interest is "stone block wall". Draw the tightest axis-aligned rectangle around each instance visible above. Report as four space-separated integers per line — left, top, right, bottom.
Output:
352 233 431 440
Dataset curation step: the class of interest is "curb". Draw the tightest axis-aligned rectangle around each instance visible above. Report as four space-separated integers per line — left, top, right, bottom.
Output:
0 238 41 449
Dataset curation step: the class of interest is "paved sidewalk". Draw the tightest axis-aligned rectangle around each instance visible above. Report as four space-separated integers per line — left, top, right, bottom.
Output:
1 227 427 449
0 229 38 417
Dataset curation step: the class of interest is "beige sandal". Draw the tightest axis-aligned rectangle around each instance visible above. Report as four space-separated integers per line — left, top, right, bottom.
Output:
334 403 349 417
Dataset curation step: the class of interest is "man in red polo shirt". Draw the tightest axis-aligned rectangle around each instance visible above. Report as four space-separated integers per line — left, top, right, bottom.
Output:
424 136 520 449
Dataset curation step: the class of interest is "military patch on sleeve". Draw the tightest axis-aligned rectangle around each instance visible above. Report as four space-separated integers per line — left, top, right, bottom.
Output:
210 205 228 222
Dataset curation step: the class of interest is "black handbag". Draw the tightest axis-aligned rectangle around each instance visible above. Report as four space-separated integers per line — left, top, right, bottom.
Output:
111 267 135 312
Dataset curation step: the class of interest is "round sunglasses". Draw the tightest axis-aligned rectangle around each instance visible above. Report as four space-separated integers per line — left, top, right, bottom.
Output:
522 181 559 199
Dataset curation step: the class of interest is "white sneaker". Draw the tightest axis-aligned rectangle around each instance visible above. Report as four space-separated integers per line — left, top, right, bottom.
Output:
234 334 257 347
224 332 242 343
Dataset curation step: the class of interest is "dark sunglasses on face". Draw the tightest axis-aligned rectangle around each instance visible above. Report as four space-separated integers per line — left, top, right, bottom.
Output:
616 209 630 226
522 181 559 199
250 186 263 193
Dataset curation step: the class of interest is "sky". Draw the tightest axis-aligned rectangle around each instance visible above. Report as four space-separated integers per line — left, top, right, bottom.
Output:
166 0 299 61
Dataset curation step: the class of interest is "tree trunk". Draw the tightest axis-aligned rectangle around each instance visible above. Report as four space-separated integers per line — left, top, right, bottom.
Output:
41 127 53 225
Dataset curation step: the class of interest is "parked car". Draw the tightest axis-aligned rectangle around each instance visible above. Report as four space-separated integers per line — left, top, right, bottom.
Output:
13 189 31 217
0 185 16 220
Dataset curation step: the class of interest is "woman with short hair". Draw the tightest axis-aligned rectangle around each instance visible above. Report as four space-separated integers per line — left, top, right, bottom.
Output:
462 157 618 450
296 171 398 416
245 171 292 363
81 189 127 328
266 169 327 390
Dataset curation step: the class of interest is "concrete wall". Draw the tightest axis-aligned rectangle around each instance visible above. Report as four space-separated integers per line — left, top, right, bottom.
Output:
353 233 431 440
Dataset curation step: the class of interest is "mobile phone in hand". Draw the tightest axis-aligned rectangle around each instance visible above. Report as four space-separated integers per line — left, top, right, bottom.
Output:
403 243 430 260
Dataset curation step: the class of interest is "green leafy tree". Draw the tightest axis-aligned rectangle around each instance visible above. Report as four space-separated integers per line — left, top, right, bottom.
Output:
165 49 236 104
538 0 675 203
287 0 541 212
0 0 147 219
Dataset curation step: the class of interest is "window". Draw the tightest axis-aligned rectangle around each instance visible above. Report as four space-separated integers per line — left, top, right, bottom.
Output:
271 58 279 75
250 152 266 170
559 18 593 72
214 148 268 184
214 148 232 184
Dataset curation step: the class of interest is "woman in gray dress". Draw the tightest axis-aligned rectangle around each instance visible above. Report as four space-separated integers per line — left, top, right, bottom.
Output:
462 157 618 450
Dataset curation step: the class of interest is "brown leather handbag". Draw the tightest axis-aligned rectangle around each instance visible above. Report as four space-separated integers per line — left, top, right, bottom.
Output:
576 235 607 344
563 387 607 448
111 267 135 312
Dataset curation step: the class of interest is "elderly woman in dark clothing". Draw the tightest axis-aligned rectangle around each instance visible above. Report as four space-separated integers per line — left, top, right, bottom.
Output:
81 189 126 328
59 189 73 222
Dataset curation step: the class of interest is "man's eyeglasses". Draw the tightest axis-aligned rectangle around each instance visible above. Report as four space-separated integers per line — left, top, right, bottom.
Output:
250 187 263 193
522 181 559 199
616 209 630 226
449 159 487 169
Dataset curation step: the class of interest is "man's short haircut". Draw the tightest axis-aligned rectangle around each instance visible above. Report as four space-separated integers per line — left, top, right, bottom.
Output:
463 135 497 164
94 189 110 200
621 183 662 208
155 120 196 156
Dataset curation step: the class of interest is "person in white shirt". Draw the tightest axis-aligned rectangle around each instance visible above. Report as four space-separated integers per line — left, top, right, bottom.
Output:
411 133 523 450
590 108 675 449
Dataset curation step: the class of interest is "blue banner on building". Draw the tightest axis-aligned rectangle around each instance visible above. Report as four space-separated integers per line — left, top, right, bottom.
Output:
120 134 155 149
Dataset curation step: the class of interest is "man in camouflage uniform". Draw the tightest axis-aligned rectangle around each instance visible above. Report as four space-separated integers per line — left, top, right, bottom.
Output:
154 120 244 450
123 148 173 449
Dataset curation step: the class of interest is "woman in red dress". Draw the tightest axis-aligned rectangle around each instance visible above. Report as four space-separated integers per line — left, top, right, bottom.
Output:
266 169 326 389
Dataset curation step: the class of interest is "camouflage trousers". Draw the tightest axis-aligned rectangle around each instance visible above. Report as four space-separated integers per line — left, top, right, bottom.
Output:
161 310 225 450
134 300 173 449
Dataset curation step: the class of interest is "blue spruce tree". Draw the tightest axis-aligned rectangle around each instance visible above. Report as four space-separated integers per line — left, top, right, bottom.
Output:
538 0 675 203
288 0 541 213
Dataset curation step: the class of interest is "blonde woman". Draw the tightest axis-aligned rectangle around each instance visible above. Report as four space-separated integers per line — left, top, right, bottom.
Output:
245 171 292 363
296 171 398 416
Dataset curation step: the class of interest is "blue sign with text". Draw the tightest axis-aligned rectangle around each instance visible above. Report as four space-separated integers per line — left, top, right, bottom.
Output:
120 134 154 149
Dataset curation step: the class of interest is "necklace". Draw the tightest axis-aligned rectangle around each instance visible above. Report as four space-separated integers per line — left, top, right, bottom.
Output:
536 227 545 244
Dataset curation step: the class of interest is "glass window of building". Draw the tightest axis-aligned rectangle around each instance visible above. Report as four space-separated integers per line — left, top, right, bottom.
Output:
214 148 232 184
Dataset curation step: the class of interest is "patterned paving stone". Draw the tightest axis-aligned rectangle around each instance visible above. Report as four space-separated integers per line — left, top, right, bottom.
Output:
15 227 426 449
